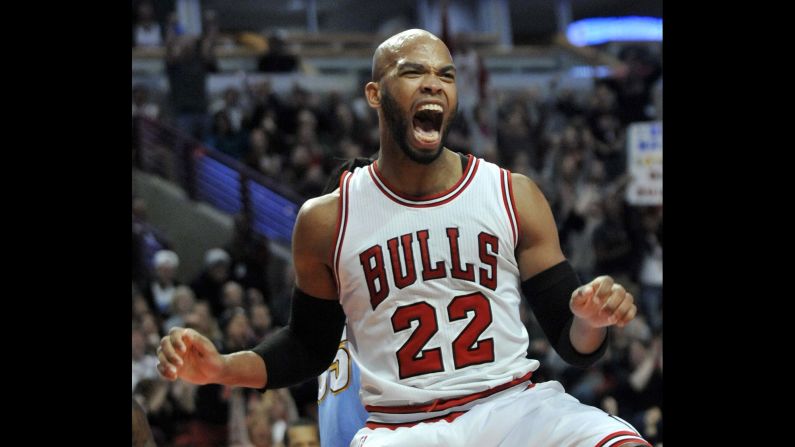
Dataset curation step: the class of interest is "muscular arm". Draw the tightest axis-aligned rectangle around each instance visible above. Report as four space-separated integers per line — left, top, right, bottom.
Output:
291 192 341 300
225 193 342 389
158 193 343 389
251 192 346 389
512 173 607 360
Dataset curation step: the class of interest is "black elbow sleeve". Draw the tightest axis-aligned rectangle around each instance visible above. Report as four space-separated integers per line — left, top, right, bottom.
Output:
521 260 607 368
251 288 346 390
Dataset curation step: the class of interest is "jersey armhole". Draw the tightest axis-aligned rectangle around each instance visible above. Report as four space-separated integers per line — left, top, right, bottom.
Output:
332 171 352 296
499 169 520 247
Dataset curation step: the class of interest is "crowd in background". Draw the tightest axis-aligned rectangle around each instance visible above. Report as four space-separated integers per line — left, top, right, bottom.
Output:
132 2 663 446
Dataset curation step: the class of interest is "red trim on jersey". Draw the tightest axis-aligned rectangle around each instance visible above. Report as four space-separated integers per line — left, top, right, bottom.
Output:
594 430 649 447
610 438 653 447
365 411 466 430
365 370 533 414
500 169 517 245
373 154 473 201
333 171 352 295
506 170 520 244
368 156 480 208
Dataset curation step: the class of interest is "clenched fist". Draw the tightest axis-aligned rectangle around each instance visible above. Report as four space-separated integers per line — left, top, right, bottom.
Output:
156 327 225 385
570 276 637 328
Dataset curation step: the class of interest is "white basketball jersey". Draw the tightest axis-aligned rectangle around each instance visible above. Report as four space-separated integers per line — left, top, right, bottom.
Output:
333 154 539 425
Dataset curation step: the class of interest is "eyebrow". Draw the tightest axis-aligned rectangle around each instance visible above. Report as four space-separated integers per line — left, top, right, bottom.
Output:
397 62 456 73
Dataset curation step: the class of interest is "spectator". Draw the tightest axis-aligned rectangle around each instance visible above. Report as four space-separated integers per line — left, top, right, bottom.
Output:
133 1 162 48
258 31 300 73
132 323 159 391
165 11 217 140
206 110 248 159
284 418 320 447
190 248 232 317
144 249 181 317
163 286 197 333
132 84 160 120
132 197 172 278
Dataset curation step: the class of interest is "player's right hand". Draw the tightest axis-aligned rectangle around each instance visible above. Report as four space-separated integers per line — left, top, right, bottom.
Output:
156 327 224 385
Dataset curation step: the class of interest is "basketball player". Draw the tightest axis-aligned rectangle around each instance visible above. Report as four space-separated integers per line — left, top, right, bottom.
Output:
318 332 369 447
157 29 651 446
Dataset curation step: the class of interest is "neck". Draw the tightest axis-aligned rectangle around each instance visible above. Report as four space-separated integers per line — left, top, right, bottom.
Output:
375 144 461 198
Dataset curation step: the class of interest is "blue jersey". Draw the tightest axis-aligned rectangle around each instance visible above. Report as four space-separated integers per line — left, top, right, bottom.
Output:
318 337 369 447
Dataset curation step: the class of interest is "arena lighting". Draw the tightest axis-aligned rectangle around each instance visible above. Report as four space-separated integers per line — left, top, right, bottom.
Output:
566 16 662 46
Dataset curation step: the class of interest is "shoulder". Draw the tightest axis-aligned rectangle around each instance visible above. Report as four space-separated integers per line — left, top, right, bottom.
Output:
298 191 340 227
293 191 342 264
509 172 548 209
507 173 565 276
509 172 559 247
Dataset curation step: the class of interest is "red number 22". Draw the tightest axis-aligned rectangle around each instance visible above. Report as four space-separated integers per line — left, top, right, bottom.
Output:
391 292 494 379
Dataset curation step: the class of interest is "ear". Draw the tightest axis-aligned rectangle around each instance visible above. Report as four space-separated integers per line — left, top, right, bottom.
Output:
365 82 381 108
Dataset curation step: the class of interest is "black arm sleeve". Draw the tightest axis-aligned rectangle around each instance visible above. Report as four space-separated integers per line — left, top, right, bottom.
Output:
254 157 368 390
251 287 346 390
521 260 608 368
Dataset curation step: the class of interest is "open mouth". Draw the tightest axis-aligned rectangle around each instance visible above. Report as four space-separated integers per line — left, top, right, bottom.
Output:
411 104 444 148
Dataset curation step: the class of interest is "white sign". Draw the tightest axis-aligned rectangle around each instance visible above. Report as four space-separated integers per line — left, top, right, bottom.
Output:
626 121 662 205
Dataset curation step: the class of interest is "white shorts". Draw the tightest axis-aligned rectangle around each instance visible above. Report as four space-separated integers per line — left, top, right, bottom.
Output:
350 381 650 447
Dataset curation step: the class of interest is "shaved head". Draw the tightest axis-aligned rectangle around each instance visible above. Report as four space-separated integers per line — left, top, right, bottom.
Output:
371 29 449 82
365 28 458 165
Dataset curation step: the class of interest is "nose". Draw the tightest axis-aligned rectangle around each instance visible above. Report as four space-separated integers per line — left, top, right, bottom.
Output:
420 74 443 95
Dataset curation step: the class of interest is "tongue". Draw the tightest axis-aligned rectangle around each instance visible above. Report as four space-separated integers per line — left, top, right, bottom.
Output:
413 118 440 143
413 127 439 143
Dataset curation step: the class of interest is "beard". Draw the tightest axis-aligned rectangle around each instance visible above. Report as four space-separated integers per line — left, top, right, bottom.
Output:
380 88 456 165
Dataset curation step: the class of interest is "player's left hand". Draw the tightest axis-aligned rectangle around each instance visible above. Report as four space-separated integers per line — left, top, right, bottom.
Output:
570 276 637 328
